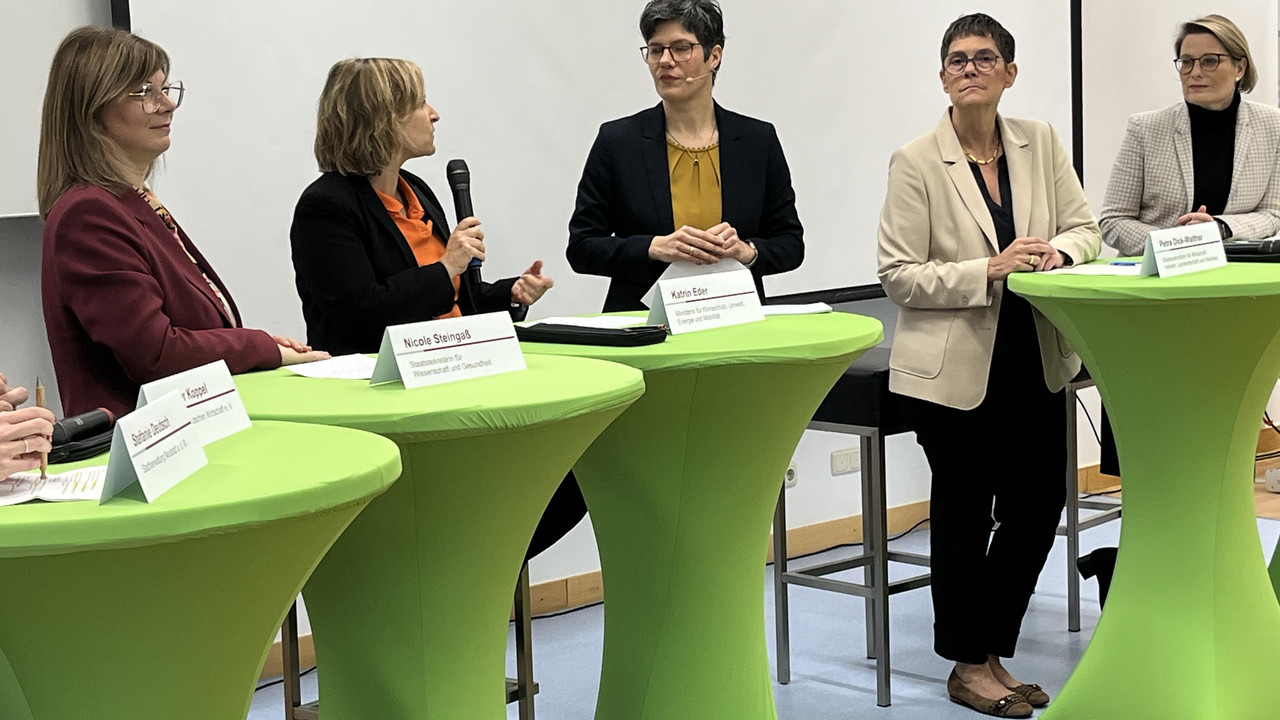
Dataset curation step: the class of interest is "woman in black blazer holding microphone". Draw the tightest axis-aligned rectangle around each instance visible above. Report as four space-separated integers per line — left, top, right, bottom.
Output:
290 58 581 560
291 58 552 357
567 0 804 311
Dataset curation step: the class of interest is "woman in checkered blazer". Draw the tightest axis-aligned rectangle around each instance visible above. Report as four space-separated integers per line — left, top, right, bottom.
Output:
1100 14 1280 256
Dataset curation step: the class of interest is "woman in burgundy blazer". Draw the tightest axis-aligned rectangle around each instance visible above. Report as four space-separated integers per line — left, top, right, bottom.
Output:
37 27 326 418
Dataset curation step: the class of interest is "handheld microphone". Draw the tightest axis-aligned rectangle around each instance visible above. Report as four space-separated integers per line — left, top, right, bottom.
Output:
685 71 714 83
446 158 482 314
51 408 115 446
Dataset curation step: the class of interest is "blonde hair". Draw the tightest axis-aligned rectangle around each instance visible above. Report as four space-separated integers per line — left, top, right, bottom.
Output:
314 58 427 176
1175 14 1257 93
37 26 170 217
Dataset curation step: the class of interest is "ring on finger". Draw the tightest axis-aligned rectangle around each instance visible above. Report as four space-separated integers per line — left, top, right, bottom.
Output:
685 244 694 255
23 439 29 454
1027 255 1037 266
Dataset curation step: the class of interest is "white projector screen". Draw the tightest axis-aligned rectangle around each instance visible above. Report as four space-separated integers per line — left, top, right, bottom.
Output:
127 1 1072 330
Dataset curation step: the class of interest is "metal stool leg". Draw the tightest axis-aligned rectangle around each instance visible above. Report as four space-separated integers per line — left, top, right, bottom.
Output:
282 601 302 719
773 487 791 684
863 432 892 707
1065 384 1082 633
514 561 535 720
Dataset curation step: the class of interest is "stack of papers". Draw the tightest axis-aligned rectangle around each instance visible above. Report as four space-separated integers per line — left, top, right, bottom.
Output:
0 466 107 506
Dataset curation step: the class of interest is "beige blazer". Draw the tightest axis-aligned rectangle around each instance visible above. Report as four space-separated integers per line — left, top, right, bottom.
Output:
877 111 1102 410
1100 100 1280 256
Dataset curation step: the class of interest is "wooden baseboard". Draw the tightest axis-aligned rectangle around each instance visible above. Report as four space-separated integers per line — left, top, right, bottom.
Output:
261 633 316 681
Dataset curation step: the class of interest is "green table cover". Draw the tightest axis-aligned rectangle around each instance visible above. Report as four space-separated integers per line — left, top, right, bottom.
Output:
523 312 884 720
235 354 645 720
1009 263 1280 719
0 420 400 720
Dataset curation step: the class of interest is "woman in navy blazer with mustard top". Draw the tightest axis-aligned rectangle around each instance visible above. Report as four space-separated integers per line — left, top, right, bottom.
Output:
568 0 803 312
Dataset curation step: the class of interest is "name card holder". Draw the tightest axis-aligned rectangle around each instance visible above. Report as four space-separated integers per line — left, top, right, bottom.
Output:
1141 221 1227 278
138 359 251 444
101 390 206 504
647 267 764 334
370 312 526 389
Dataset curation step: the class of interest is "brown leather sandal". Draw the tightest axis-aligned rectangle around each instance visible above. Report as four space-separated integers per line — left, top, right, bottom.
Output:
947 671 1034 718
1010 683 1050 707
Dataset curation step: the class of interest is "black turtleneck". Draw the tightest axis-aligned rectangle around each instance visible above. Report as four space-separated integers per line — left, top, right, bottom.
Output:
1187 91 1240 216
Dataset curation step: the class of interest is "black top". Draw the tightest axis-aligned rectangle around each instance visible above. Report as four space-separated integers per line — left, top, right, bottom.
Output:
290 170 522 356
969 156 1041 380
567 102 804 312
1187 91 1240 216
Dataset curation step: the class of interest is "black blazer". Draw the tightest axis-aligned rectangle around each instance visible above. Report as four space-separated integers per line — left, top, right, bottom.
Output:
567 102 804 312
291 170 520 355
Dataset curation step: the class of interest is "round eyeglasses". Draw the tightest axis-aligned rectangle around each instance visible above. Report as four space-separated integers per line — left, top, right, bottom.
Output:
126 80 184 113
1174 54 1230 74
943 51 1002 75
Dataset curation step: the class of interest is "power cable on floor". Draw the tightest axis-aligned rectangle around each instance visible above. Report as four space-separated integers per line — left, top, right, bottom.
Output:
255 665 316 693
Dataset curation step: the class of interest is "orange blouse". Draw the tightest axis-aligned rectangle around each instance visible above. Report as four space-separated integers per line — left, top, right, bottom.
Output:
375 176 462 319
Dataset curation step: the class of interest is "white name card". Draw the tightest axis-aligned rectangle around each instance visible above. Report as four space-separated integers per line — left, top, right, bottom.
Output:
1141 222 1227 278
101 390 206 504
370 312 526 389
138 359 251 444
647 267 764 334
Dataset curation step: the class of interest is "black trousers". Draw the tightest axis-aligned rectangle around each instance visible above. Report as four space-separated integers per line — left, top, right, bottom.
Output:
904 378 1067 663
524 471 588 562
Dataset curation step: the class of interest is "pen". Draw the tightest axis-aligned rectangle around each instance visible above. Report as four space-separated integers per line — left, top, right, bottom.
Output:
35 377 47 480
1109 261 1139 266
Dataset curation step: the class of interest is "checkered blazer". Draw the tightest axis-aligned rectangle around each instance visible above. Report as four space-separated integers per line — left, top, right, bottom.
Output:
1100 100 1280 255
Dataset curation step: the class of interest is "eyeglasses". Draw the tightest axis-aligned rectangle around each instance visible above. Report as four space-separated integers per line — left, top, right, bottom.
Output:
943 51 1002 75
126 80 184 112
641 42 703 63
1174 53 1231 74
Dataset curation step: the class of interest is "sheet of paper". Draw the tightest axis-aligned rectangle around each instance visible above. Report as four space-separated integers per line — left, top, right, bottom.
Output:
284 354 377 380
522 316 645 329
0 466 108 506
763 303 833 316
1046 264 1141 276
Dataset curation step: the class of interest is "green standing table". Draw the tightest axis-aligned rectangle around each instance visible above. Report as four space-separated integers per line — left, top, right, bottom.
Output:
0 420 400 720
235 355 644 720
522 312 883 720
1009 264 1280 720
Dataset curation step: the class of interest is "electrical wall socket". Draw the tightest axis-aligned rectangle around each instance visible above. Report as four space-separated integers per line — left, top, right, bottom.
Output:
831 447 861 475
784 462 798 489
1266 467 1280 493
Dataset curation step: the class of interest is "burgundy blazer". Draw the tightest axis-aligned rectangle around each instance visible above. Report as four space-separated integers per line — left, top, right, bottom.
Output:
42 184 280 418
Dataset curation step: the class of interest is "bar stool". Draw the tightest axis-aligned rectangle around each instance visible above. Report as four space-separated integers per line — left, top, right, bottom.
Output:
772 346 931 707
281 561 539 719
1058 368 1122 632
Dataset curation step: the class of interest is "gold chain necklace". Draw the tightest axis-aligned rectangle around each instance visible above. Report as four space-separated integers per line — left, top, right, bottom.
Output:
964 141 1003 165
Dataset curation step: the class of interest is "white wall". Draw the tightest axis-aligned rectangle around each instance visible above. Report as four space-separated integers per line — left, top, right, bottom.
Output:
0 0 111 217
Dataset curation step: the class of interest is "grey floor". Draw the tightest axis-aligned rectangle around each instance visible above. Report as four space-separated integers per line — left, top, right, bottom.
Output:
248 510 1280 720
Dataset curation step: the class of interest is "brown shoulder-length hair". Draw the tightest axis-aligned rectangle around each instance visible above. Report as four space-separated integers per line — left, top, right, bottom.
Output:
1175 14 1257 93
37 26 170 217
314 58 426 176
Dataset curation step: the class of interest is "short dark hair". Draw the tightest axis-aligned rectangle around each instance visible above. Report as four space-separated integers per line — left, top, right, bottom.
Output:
639 0 725 66
940 13 1015 66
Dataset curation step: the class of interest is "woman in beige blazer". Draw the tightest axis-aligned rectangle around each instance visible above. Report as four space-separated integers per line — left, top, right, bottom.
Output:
1101 14 1280 256
877 13 1101 718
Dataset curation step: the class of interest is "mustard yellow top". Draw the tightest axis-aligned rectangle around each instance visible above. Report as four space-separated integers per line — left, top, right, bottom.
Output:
667 139 721 231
